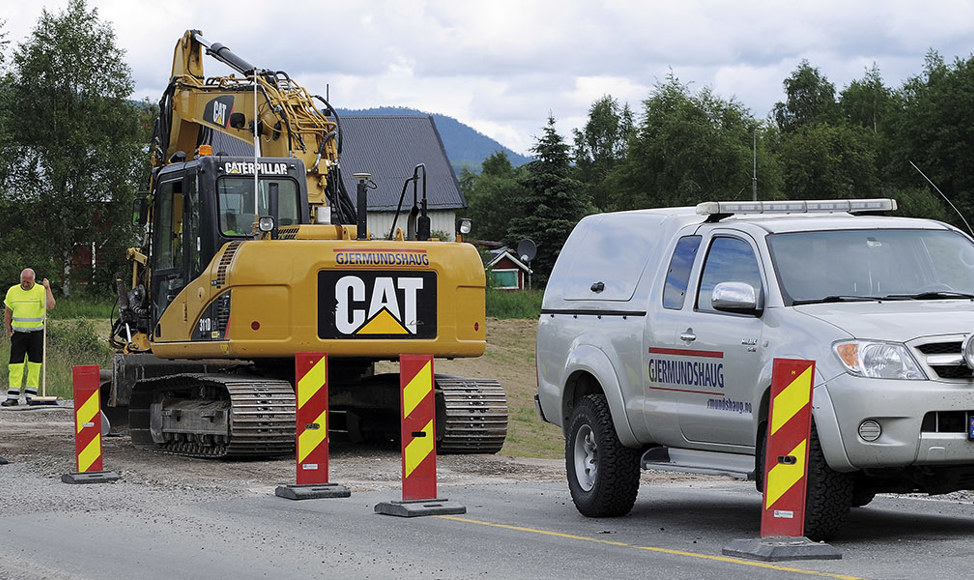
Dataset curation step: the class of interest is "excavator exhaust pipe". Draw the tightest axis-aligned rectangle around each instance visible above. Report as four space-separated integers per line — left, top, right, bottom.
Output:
353 173 371 240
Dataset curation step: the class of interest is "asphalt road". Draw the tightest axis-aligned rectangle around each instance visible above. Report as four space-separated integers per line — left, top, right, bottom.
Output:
2 461 974 579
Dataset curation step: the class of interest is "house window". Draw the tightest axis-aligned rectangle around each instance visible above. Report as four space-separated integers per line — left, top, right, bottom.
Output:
492 269 519 289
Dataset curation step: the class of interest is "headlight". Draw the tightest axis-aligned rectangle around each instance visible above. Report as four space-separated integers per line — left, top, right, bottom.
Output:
833 341 926 380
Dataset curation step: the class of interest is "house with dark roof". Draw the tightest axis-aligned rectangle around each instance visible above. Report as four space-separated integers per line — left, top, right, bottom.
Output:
337 115 467 240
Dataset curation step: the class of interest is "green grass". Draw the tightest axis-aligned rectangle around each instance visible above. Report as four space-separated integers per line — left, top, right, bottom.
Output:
2 295 116 399
48 295 115 319
486 288 543 319
501 396 564 459
0 318 112 400
483 288 553 456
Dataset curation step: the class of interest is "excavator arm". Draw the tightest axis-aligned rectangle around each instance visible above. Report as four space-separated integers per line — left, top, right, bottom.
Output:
154 29 355 224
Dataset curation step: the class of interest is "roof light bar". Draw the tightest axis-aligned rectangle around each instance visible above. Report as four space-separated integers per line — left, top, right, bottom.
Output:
696 198 897 216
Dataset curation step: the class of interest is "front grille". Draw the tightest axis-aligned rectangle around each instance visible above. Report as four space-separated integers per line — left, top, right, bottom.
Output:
921 411 973 433
917 342 962 355
933 366 974 379
914 340 974 379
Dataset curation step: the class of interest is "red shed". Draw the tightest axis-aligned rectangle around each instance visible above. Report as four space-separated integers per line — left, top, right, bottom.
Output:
487 248 533 291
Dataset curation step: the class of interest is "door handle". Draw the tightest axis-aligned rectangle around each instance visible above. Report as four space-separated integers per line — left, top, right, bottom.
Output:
680 330 696 342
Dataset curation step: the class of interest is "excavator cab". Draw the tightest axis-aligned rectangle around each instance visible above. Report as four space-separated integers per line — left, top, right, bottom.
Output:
147 155 310 336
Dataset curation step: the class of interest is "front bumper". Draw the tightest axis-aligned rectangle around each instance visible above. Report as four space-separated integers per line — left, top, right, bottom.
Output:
818 374 974 471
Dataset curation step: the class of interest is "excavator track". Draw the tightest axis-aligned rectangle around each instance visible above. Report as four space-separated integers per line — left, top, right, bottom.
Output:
435 376 508 454
129 374 295 458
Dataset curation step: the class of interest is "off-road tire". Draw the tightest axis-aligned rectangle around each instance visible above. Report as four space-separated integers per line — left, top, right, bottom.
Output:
803 424 854 541
566 394 641 517
755 421 768 492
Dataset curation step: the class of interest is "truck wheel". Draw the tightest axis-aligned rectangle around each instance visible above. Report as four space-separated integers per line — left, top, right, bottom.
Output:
754 421 767 492
803 424 853 541
566 394 640 517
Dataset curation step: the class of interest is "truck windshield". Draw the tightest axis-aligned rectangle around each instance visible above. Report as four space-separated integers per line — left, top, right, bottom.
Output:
217 176 300 236
768 229 974 305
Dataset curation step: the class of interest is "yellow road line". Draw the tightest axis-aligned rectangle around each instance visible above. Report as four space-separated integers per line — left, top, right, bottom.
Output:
438 515 861 580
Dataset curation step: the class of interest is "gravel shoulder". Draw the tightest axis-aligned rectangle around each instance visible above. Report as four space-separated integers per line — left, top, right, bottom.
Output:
0 402 716 504
0 403 566 497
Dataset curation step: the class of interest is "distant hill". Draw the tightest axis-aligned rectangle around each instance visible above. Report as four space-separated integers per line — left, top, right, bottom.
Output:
337 106 533 174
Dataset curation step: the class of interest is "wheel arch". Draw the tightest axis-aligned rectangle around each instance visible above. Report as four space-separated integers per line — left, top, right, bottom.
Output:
561 345 639 447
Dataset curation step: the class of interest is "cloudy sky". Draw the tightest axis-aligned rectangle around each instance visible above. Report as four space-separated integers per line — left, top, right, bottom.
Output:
3 1 974 155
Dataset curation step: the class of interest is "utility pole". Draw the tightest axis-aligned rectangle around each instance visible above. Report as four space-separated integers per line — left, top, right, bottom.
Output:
752 129 758 202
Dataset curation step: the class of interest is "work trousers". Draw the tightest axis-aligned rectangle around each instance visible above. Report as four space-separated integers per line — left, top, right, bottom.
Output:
7 330 43 401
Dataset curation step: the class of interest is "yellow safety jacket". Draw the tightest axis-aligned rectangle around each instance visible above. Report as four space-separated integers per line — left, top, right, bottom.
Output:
4 284 46 332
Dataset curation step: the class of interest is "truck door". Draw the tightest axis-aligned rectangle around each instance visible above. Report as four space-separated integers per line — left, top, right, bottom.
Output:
150 174 200 337
678 232 764 447
646 231 764 450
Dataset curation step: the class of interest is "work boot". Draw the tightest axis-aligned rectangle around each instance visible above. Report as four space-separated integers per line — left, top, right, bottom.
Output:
0 456 7 465
1 399 18 407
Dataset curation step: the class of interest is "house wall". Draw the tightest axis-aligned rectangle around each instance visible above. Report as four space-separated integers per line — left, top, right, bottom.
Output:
364 209 460 241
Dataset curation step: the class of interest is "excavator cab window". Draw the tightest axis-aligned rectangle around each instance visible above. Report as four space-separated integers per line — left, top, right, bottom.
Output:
217 176 300 236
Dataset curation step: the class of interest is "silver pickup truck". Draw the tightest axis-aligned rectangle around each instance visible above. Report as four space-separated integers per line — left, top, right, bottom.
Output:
535 199 974 541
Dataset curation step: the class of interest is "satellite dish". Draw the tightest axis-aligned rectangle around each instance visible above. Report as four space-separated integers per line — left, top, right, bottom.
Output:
517 239 537 262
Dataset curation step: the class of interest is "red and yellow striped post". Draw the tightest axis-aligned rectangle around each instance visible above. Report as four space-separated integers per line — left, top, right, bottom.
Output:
723 359 839 559
295 353 330 485
374 354 465 516
761 358 815 538
73 365 103 473
274 353 349 500
61 365 118 484
400 354 437 501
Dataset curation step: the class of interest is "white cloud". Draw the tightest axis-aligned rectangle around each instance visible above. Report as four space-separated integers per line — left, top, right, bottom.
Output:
3 0 974 155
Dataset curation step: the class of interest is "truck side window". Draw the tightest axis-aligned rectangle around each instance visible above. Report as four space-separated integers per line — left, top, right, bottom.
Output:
663 236 701 309
697 236 762 314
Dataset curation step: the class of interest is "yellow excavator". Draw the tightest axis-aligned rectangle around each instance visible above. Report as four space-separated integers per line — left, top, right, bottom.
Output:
105 30 507 457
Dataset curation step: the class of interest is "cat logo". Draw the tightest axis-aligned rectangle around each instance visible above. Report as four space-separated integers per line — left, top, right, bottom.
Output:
318 271 437 339
203 96 235 129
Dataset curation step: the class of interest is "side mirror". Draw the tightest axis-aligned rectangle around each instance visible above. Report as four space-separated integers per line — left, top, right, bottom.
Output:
712 281 763 316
